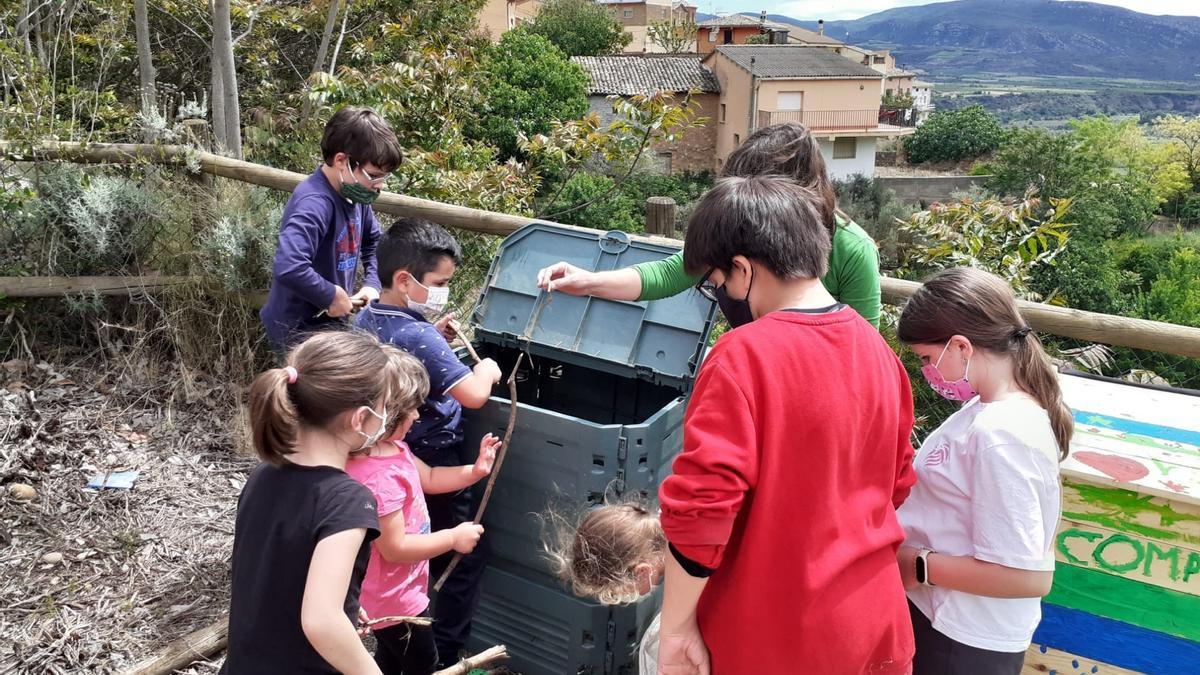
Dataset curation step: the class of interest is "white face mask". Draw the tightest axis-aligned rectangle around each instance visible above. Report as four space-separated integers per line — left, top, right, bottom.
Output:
355 405 388 451
408 277 450 317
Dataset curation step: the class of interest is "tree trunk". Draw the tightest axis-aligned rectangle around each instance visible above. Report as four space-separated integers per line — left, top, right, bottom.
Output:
16 0 34 58
210 48 227 150
212 0 241 157
133 0 157 137
300 0 343 125
327 0 352 76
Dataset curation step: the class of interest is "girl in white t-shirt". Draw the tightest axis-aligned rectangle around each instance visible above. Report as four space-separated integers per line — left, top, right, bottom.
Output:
895 267 1072 675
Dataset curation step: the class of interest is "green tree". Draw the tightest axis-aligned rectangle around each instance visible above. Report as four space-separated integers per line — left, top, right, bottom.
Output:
647 15 698 53
898 189 1072 299
903 105 1004 164
469 29 589 160
524 0 631 57
1155 114 1200 190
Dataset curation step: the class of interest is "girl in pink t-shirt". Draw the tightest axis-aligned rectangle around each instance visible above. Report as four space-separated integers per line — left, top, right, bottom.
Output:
347 351 501 675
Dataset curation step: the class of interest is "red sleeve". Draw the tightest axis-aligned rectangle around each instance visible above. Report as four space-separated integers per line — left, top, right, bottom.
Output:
892 359 917 509
659 358 758 570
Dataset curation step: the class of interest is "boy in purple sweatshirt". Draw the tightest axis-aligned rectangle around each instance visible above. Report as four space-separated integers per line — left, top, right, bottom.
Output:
260 106 403 349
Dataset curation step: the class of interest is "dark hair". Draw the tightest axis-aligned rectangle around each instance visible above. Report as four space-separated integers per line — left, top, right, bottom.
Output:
722 122 838 236
249 330 393 465
682 175 831 279
897 267 1073 459
381 348 430 439
378 217 463 288
320 106 403 172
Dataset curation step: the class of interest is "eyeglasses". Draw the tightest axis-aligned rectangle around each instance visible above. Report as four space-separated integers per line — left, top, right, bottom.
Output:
694 268 717 302
350 159 391 187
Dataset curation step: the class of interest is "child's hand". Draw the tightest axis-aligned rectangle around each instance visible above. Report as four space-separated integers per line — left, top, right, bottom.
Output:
434 312 460 342
475 358 502 384
449 522 485 554
349 286 378 309
356 607 371 636
473 434 501 478
328 286 355 318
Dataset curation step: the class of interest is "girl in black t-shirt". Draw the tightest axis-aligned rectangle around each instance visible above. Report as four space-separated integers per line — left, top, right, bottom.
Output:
223 330 397 675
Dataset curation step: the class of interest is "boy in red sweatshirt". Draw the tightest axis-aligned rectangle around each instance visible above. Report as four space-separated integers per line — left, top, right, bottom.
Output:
657 176 917 674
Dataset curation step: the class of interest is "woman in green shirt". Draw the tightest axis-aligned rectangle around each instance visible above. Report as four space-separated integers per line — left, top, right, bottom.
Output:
535 122 882 328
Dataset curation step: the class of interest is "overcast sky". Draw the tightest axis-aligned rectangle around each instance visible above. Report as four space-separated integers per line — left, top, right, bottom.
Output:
701 0 1200 21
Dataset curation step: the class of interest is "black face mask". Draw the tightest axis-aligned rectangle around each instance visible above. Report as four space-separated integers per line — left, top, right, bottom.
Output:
715 266 754 328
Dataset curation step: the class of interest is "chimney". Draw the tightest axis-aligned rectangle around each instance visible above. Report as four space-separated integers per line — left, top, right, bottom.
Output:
760 10 767 24
818 19 825 35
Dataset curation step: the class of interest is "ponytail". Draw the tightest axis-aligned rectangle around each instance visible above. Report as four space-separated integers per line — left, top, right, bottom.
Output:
248 330 393 465
1012 333 1074 460
250 368 299 463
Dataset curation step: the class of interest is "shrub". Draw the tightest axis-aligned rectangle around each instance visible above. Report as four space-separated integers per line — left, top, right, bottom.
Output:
902 105 1004 164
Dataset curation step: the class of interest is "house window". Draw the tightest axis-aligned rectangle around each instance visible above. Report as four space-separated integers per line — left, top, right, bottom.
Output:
778 91 803 111
734 133 741 146
723 28 733 44
720 104 726 123
832 137 856 160
657 151 673 174
623 9 633 18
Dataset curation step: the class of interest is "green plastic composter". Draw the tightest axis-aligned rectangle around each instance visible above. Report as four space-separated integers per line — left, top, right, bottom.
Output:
456 223 717 675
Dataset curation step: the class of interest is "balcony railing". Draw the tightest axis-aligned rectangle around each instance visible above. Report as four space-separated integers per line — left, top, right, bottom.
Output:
757 108 917 130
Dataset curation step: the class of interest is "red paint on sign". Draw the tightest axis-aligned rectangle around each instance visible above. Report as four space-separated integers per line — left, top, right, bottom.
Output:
1074 451 1150 482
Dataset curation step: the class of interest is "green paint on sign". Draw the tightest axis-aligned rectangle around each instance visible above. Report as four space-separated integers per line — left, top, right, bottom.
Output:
1047 564 1200 642
1064 481 1200 545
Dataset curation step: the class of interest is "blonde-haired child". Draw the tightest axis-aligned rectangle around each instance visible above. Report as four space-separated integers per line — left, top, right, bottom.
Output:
546 501 666 674
347 349 501 675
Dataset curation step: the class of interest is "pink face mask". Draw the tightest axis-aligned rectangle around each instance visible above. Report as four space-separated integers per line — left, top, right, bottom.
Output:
921 340 978 402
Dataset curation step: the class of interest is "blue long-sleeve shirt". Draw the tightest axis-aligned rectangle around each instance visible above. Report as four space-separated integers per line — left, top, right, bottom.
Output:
260 168 381 347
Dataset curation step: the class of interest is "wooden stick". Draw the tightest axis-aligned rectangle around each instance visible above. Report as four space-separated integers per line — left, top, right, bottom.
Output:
449 323 482 365
1 141 686 243
123 618 228 675
0 275 193 297
433 353 524 592
9 142 1200 359
879 276 1200 359
431 645 508 675
362 615 433 627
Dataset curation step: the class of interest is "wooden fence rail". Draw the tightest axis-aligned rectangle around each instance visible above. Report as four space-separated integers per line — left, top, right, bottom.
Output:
6 141 1200 360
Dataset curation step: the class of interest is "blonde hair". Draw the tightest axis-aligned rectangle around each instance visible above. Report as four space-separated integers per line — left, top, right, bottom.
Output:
381 347 430 439
544 499 666 605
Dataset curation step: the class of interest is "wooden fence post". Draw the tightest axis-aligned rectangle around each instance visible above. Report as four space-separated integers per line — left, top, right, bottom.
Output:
645 196 676 237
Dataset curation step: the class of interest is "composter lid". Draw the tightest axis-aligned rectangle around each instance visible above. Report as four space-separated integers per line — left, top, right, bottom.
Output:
471 223 717 391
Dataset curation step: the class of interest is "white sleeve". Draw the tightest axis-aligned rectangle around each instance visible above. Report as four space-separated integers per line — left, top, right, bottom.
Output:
639 613 661 675
970 443 1058 571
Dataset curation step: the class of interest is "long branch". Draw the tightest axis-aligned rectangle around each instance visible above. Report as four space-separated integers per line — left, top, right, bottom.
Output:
232 0 270 45
432 352 523 592
149 1 210 47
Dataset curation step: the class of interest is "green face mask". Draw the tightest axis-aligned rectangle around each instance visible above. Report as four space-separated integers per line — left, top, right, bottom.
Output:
339 166 380 205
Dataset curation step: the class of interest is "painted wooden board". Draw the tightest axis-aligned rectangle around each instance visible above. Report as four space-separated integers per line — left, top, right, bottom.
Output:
1061 479 1200 547
1058 374 1200 507
1055 518 1200 599
1045 560 1200 641
1033 604 1200 674
1022 644 1140 675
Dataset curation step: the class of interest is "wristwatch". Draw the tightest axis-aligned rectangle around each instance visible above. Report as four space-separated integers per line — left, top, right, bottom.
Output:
915 548 936 586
